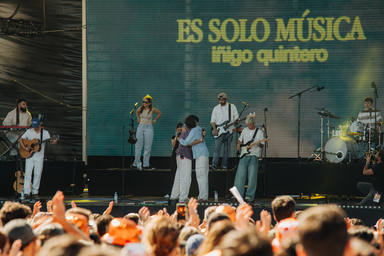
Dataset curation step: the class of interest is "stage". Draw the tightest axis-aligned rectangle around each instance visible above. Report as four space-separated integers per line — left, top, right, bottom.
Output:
0 156 382 226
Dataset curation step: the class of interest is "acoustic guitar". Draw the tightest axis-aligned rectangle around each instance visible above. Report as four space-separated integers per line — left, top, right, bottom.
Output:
13 170 24 194
19 135 59 159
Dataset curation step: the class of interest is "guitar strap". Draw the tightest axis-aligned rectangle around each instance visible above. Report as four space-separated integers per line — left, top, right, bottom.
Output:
38 128 43 152
245 127 259 146
228 103 231 123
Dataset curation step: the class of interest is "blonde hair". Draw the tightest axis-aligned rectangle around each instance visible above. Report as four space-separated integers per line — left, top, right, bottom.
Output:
142 217 179 256
245 113 257 125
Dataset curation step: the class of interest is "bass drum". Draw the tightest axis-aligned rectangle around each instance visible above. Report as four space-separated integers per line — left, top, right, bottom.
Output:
324 136 359 163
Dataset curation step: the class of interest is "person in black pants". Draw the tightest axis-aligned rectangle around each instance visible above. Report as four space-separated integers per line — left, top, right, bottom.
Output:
357 150 384 205
165 122 183 198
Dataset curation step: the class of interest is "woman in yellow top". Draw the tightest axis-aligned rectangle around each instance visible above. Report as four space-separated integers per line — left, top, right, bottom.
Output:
133 94 162 170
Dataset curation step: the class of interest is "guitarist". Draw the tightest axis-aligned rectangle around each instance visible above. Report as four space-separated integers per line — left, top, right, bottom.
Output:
19 118 55 199
210 92 239 170
234 113 265 203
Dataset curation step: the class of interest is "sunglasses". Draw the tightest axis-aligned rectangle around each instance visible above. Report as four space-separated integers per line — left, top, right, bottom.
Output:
143 101 149 103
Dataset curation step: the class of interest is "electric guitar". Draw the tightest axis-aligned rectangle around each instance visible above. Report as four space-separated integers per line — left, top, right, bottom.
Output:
212 117 246 138
238 137 269 158
19 135 59 159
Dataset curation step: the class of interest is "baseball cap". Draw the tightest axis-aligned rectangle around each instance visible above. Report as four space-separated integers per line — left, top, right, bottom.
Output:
215 205 236 222
3 219 36 248
143 94 152 100
186 234 205 256
101 218 142 246
31 118 40 128
217 92 227 99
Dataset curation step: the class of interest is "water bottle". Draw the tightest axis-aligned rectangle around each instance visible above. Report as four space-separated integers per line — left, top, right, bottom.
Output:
114 192 118 204
20 191 25 200
214 191 218 202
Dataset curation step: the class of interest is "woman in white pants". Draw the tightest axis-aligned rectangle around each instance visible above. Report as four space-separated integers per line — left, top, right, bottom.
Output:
178 115 209 201
170 115 195 202
133 94 161 170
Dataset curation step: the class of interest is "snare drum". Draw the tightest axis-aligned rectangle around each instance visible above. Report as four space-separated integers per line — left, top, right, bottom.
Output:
324 136 359 163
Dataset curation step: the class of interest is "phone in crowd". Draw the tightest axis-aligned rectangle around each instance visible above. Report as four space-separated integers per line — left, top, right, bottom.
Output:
176 203 187 220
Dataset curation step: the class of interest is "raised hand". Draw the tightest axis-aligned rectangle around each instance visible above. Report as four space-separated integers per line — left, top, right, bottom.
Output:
236 203 253 230
46 200 53 213
188 198 200 228
103 201 114 215
32 201 42 218
256 210 272 236
138 206 151 223
8 239 22 256
71 201 77 208
52 191 66 223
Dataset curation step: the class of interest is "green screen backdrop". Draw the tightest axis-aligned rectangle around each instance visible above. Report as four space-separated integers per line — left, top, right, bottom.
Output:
86 0 384 158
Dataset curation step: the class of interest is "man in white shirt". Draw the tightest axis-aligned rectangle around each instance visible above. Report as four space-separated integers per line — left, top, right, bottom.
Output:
2 99 32 156
210 92 239 170
3 99 32 127
357 96 382 127
19 118 53 198
234 113 264 202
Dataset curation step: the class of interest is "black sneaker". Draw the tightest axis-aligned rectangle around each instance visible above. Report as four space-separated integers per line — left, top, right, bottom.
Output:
210 165 218 171
31 194 39 199
245 197 253 204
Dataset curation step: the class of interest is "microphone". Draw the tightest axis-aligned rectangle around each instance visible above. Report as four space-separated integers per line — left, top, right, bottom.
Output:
129 102 139 115
316 86 324 91
264 107 268 112
371 82 376 88
241 101 249 106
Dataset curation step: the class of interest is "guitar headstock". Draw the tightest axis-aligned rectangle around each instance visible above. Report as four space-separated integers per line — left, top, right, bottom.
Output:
50 134 60 144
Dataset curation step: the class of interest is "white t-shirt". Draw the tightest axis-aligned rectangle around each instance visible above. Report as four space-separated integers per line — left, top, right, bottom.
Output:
3 108 32 126
21 128 51 160
238 127 264 157
210 103 239 133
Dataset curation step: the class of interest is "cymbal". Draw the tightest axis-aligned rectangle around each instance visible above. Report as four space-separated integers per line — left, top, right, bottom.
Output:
318 111 340 119
361 109 380 113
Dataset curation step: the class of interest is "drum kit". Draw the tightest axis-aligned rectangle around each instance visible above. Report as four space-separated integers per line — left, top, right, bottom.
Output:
313 108 383 163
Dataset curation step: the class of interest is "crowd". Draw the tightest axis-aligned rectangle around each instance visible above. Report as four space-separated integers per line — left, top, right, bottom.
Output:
0 191 382 256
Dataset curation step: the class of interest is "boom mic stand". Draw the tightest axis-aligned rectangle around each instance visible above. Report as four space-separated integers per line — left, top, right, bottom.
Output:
289 86 323 159
263 108 268 158
372 82 379 147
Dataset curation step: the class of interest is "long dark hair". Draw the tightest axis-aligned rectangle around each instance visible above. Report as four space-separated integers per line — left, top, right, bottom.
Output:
16 98 26 125
185 115 198 129
139 97 152 114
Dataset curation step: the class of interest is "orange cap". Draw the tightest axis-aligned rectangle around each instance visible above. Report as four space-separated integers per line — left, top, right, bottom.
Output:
215 205 236 222
101 218 142 246
275 217 298 241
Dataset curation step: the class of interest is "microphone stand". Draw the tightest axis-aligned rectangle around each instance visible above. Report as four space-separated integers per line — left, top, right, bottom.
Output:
262 108 268 197
373 82 379 146
289 86 319 159
263 108 268 158
238 104 248 118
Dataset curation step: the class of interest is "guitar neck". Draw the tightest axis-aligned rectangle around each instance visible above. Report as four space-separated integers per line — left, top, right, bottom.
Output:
242 138 268 148
223 117 246 129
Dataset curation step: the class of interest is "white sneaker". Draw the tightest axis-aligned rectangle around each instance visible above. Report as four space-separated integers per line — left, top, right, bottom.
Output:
163 194 170 198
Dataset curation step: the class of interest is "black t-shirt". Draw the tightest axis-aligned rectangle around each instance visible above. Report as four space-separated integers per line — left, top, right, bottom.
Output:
372 163 384 192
